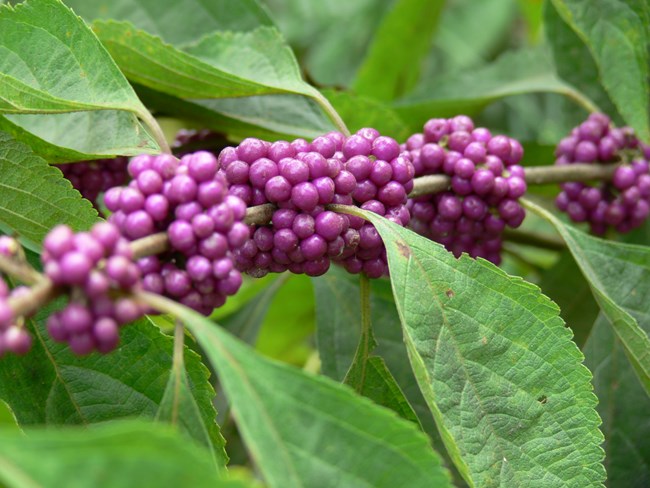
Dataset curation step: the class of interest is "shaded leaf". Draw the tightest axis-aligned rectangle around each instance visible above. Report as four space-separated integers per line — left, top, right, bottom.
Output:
550 0 650 141
525 198 650 396
584 315 650 488
0 132 97 245
342 207 606 487
322 89 410 141
0 420 245 488
352 0 445 101
394 47 597 133
141 293 453 488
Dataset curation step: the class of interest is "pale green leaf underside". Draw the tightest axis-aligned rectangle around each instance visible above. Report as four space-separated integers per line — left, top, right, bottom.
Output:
0 131 97 245
345 208 605 487
550 0 650 141
0 0 145 115
142 294 452 488
0 111 158 162
0 421 243 488
525 199 650 396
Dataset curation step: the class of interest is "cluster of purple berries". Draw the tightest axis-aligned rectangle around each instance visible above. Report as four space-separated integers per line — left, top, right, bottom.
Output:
404 115 526 264
220 129 413 279
42 223 145 355
0 237 33 357
59 157 129 208
554 113 650 234
105 152 248 314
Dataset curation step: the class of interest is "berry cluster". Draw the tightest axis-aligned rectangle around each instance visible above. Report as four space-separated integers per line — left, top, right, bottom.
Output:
405 116 526 264
106 152 247 314
0 237 32 357
42 223 145 355
554 113 650 234
59 157 129 209
220 129 413 279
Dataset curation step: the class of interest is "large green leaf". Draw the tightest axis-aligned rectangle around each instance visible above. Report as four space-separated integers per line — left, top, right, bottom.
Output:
543 2 618 123
0 111 158 162
64 0 273 44
0 0 147 116
140 293 453 488
0 301 222 459
0 421 245 488
340 207 605 487
550 0 650 141
525 199 650 396
394 47 597 133
352 0 445 101
584 315 650 488
0 132 97 246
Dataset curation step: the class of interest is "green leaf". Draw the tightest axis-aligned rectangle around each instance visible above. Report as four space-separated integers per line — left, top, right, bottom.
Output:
584 315 650 488
322 89 410 141
0 111 158 162
64 0 273 44
543 2 618 123
0 132 97 245
525 198 650 396
141 293 453 488
352 0 445 101
264 0 392 87
0 301 221 457
341 207 606 487
93 22 318 99
0 0 147 116
156 327 228 472
539 251 600 348
0 420 244 488
550 0 650 141
394 47 597 133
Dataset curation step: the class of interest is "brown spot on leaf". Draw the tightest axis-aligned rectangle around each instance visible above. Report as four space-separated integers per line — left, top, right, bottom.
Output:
481 336 487 345
446 289 454 298
396 240 411 258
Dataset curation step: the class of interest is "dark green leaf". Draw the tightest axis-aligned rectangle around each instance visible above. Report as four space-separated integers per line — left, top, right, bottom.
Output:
0 302 221 457
584 315 650 488
64 0 273 45
0 0 148 117
543 3 618 123
342 207 605 487
394 47 597 133
140 293 453 488
264 0 392 87
550 0 650 141
0 111 157 162
352 0 445 101
525 199 650 395
539 251 600 348
322 89 410 141
0 420 245 488
0 132 97 245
